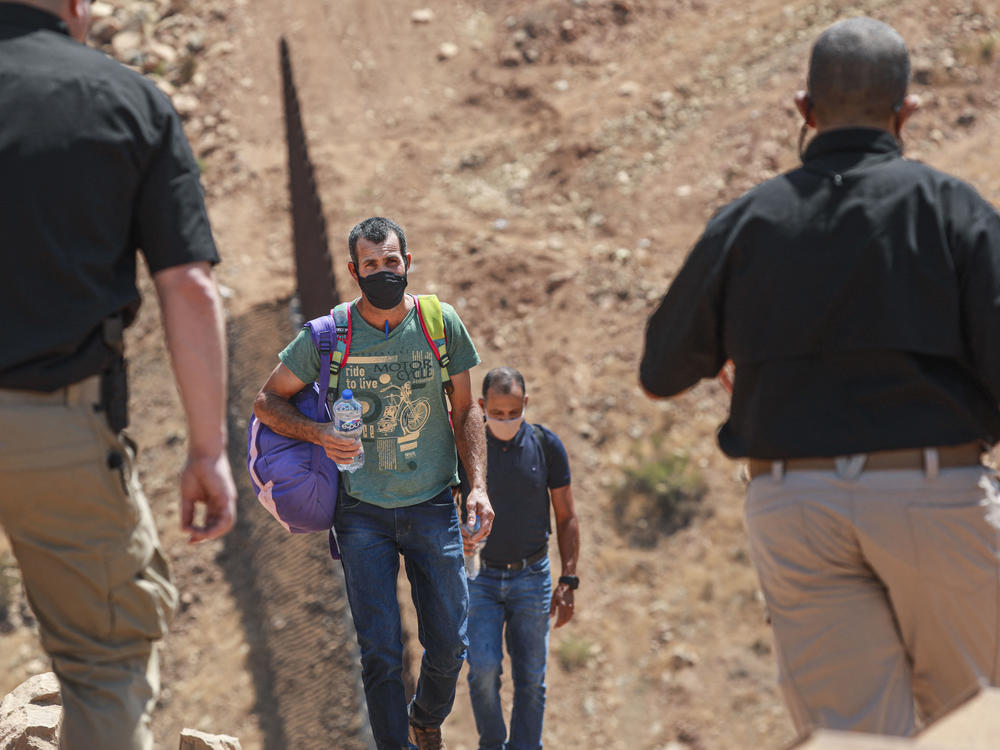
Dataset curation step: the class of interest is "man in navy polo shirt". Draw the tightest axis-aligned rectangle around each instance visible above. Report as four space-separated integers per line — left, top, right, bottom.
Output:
460 367 580 750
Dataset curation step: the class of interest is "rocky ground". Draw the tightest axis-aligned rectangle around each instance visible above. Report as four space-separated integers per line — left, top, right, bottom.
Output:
3 0 1000 748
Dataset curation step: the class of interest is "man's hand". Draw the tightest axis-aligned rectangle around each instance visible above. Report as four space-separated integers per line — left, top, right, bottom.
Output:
463 485 494 544
316 422 363 465
459 523 483 555
718 359 734 394
180 453 237 543
550 584 574 627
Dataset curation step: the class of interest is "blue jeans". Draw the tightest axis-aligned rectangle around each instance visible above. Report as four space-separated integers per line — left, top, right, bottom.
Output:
334 486 469 750
466 556 551 750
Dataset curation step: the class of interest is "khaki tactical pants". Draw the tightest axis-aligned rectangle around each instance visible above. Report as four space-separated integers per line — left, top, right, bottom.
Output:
746 455 1000 738
0 377 177 750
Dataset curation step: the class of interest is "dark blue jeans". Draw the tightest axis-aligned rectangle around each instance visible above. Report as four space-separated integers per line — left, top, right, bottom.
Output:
334 487 469 750
466 556 551 750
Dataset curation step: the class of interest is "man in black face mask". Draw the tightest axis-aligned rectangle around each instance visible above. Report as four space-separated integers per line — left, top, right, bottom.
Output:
641 16 1000 741
256 216 491 750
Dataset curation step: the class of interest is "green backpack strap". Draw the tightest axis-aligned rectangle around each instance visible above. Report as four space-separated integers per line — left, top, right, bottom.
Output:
414 294 452 395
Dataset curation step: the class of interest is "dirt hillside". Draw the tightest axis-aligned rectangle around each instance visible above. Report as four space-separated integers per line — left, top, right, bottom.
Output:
3 1 1000 748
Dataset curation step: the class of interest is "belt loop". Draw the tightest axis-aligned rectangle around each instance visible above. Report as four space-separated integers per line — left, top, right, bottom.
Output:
924 447 939 479
835 454 867 480
771 461 784 481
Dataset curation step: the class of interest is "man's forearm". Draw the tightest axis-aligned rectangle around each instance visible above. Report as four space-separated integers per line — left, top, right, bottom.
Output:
155 263 228 458
556 516 580 576
253 390 324 443
453 402 486 488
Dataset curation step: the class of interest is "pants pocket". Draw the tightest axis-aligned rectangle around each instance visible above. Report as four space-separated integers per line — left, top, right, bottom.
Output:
108 545 177 643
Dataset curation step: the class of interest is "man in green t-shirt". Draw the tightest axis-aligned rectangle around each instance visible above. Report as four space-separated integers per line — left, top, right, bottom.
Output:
254 216 492 750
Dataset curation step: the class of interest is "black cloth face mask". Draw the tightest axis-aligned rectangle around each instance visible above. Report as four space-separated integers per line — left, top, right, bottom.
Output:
357 270 408 310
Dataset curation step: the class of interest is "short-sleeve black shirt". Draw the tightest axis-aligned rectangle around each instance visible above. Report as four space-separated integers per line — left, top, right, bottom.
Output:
460 422 571 563
0 4 219 390
640 128 1000 458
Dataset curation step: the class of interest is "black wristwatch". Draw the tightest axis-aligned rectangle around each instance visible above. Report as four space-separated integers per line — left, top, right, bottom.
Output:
558 575 579 590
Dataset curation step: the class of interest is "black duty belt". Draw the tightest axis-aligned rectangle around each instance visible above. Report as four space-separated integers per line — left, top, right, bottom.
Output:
481 547 547 572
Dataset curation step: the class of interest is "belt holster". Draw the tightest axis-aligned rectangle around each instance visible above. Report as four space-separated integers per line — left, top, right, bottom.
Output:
100 316 129 432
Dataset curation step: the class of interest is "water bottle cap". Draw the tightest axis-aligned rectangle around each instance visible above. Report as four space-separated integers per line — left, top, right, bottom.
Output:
341 389 353 400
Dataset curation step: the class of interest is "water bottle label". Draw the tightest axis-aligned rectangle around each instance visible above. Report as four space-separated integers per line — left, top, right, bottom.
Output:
338 416 362 432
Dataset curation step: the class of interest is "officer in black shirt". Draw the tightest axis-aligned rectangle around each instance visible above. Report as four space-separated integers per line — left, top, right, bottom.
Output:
641 17 1000 739
0 2 236 748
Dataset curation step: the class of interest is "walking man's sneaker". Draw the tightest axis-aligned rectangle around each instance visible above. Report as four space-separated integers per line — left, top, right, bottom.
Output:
408 722 446 750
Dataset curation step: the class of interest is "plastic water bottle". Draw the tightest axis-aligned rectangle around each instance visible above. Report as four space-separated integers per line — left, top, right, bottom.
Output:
461 516 484 580
333 389 365 473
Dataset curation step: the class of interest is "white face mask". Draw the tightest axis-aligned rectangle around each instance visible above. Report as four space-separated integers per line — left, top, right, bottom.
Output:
486 414 524 441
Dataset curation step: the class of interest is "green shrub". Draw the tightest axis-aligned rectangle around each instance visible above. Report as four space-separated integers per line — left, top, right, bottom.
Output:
981 34 997 63
556 636 594 672
613 453 707 547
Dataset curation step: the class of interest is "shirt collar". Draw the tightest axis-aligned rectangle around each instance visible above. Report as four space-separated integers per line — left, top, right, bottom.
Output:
802 127 901 164
0 3 70 36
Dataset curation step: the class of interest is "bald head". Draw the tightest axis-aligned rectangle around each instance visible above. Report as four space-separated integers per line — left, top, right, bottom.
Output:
807 18 910 126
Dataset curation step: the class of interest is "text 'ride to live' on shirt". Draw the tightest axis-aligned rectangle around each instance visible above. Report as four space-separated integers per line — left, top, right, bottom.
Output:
279 298 480 509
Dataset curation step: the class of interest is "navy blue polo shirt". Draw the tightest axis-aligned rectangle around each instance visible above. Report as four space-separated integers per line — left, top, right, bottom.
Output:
462 421 571 563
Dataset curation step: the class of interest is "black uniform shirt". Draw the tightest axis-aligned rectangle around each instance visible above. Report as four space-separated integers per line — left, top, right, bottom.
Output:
0 3 219 390
640 128 1000 459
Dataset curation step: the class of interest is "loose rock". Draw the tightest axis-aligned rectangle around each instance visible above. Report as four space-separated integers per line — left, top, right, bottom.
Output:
111 30 143 60
0 672 61 750
89 17 122 45
618 80 640 97
179 728 243 750
437 42 459 60
171 93 200 119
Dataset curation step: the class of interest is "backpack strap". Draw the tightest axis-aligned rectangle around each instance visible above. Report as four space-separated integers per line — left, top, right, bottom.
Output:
414 294 452 395
304 300 354 412
304 312 335 418
329 301 354 378
302 311 340 479
530 423 553 533
530 424 551 480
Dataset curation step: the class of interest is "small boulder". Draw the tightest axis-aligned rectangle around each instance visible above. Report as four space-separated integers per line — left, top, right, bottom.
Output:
171 93 200 119
111 30 143 60
0 672 62 750
437 42 459 60
178 728 242 749
89 16 122 45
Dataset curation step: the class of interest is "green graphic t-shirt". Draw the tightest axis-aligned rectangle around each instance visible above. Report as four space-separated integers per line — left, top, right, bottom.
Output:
279 298 480 508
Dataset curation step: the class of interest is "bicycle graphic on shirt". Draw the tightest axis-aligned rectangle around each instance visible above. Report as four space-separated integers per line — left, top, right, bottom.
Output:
376 381 431 435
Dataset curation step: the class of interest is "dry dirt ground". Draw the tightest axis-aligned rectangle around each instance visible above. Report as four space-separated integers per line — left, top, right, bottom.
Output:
4 1 1000 748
